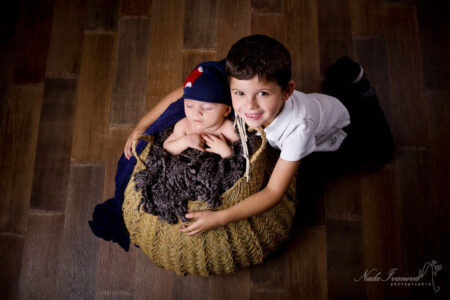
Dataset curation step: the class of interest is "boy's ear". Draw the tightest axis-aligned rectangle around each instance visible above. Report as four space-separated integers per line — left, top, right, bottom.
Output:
281 80 295 101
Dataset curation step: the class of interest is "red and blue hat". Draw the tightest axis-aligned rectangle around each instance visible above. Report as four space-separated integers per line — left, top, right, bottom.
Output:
183 59 231 106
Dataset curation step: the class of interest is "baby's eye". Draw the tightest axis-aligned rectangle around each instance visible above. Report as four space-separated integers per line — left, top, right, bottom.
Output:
234 91 244 96
258 91 268 96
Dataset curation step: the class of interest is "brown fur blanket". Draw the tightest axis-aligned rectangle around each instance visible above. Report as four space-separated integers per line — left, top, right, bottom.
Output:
133 127 258 224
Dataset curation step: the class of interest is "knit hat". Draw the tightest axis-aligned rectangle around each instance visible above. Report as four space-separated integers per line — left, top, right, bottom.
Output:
183 59 231 106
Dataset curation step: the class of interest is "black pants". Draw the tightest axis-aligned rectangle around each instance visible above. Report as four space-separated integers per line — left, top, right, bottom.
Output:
305 67 395 170
337 88 394 165
293 68 395 226
292 59 396 226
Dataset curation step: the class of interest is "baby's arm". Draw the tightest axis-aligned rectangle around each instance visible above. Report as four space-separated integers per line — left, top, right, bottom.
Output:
203 120 239 158
180 157 301 235
163 119 205 155
202 134 232 158
124 86 183 159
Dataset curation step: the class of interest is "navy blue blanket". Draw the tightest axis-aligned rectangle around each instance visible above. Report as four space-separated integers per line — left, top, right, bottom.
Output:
88 97 185 251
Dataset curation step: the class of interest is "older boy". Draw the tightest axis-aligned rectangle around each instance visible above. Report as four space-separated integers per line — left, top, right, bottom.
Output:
179 35 394 235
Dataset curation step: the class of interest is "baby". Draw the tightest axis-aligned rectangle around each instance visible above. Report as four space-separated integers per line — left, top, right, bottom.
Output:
163 62 239 158
134 61 247 224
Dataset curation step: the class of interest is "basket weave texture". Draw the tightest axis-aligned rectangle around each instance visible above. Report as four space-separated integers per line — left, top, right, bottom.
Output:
123 128 296 276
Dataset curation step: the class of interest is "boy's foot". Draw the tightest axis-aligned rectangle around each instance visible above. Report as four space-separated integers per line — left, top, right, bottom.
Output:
325 56 371 94
331 56 363 84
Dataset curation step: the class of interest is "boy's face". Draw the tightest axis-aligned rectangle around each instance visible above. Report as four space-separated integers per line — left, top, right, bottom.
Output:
184 99 231 132
230 76 293 128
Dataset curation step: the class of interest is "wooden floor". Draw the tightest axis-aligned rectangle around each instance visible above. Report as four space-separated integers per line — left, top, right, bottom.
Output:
1 0 449 299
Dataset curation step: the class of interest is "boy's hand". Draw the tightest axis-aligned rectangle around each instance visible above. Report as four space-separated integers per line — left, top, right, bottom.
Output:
202 134 232 158
179 210 224 236
183 133 206 152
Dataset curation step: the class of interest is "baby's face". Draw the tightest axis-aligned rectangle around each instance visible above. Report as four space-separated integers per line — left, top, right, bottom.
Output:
184 99 231 133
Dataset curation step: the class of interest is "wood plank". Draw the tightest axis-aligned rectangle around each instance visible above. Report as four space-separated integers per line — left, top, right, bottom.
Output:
55 163 104 299
31 78 78 211
250 245 290 296
210 268 250 299
95 292 133 300
146 0 184 111
317 0 353 75
216 0 251 60
348 0 384 36
383 4 429 147
0 234 25 300
104 128 132 199
326 219 366 299
416 0 450 90
17 213 65 300
95 239 137 294
394 148 442 299
360 165 409 300
120 0 153 16
46 0 88 77
251 14 287 46
72 33 116 162
183 0 217 49
324 170 362 221
395 149 438 270
426 90 450 235
289 228 327 300
251 290 290 300
251 0 285 15
0 85 44 233
425 90 450 299
0 0 21 106
172 273 210 300
134 249 174 299
285 0 322 93
13 0 55 84
96 128 137 295
110 17 152 126
85 0 119 31
182 50 216 82
352 37 392 121
383 0 418 3
250 245 290 298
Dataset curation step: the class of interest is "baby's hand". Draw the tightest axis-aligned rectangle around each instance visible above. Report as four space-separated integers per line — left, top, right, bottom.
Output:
202 134 232 158
183 133 206 152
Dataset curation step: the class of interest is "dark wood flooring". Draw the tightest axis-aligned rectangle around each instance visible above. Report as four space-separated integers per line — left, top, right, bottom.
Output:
1 0 449 299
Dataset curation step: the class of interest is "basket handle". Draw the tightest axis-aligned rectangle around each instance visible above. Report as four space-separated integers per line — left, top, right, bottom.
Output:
132 135 154 166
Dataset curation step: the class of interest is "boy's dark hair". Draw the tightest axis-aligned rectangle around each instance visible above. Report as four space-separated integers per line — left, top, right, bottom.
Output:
226 34 291 90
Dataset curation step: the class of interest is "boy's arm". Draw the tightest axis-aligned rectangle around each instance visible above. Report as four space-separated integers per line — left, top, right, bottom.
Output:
180 158 301 235
124 86 183 159
222 158 300 222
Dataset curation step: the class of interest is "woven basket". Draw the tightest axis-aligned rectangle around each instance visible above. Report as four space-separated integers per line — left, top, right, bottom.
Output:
123 128 296 276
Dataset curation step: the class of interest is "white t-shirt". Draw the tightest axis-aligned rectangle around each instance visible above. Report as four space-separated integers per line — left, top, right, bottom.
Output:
264 90 350 161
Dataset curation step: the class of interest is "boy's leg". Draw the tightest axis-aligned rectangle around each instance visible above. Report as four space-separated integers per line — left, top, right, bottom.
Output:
323 56 395 165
